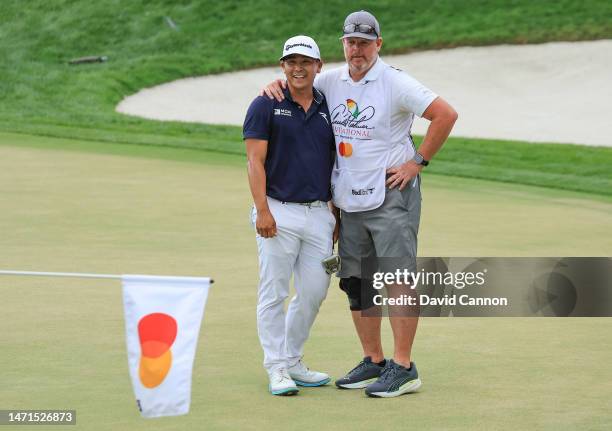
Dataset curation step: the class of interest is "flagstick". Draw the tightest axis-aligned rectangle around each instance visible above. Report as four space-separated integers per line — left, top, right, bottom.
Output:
0 270 214 283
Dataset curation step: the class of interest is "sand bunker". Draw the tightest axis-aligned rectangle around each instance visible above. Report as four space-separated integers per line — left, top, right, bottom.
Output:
117 40 612 147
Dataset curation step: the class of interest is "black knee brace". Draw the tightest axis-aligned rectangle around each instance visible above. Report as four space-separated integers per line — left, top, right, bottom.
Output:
339 277 376 311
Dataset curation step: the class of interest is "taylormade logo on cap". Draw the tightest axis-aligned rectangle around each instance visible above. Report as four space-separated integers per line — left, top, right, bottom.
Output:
280 35 321 61
285 43 313 51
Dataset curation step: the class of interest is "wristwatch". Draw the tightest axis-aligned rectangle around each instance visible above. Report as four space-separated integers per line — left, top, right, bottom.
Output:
412 152 429 166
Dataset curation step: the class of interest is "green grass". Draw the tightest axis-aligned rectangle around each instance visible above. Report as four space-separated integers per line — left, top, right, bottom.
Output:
3 3 612 426
1 136 611 430
430 137 612 196
3 127 611 197
1 0 612 197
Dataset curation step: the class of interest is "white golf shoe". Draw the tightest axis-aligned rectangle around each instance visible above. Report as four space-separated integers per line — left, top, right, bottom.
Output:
269 368 299 396
288 360 331 387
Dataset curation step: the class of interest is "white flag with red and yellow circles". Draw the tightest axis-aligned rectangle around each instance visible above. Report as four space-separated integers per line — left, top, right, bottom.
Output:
121 275 210 418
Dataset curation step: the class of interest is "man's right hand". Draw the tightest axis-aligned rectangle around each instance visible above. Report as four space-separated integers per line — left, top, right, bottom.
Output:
256 209 277 238
260 79 287 102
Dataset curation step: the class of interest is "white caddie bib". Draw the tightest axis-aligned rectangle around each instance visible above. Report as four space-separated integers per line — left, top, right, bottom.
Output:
327 63 392 212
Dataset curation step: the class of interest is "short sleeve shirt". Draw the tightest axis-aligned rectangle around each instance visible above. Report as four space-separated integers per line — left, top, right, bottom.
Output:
315 58 437 168
243 87 335 202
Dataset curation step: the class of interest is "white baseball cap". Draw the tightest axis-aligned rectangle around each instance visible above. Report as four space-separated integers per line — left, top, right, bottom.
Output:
280 35 321 61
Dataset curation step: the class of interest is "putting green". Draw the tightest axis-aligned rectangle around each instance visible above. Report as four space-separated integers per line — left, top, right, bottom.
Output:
1 134 610 430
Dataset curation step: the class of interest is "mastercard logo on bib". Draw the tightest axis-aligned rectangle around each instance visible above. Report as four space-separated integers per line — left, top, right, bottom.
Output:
138 312 177 388
339 141 353 157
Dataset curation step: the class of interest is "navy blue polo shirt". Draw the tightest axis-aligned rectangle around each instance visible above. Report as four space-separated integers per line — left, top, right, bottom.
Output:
243 87 335 202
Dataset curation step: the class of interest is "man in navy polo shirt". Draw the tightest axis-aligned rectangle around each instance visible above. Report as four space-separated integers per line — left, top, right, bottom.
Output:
243 35 337 396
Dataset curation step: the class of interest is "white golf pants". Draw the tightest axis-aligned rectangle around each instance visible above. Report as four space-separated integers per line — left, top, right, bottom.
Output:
252 197 335 373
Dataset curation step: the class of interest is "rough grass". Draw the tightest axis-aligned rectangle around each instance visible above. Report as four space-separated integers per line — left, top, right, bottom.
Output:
3 0 611 123
1 0 611 196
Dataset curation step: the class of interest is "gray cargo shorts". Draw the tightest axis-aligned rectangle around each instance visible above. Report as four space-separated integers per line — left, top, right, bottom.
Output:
338 175 421 278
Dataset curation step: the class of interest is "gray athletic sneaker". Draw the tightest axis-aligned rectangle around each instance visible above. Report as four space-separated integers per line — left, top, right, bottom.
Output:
335 357 386 389
365 360 422 398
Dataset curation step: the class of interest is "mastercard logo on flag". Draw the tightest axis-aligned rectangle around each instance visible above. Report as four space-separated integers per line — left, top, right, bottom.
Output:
138 313 177 388
339 141 353 157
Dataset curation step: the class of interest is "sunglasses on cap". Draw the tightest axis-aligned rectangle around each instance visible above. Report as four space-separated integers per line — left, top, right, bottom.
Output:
343 23 378 36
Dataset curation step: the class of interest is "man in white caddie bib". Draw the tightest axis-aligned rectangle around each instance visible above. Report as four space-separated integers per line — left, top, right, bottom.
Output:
263 11 457 398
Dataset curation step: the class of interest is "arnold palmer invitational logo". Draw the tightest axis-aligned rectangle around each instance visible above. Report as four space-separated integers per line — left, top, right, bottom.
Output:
331 99 375 140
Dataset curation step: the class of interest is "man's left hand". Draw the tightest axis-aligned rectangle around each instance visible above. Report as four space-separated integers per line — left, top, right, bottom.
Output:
386 161 422 190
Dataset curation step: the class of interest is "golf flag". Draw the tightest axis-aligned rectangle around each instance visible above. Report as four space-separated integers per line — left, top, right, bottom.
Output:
122 274 210 418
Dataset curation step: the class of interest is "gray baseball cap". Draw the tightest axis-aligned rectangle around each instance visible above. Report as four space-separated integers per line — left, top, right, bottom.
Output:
341 10 380 40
